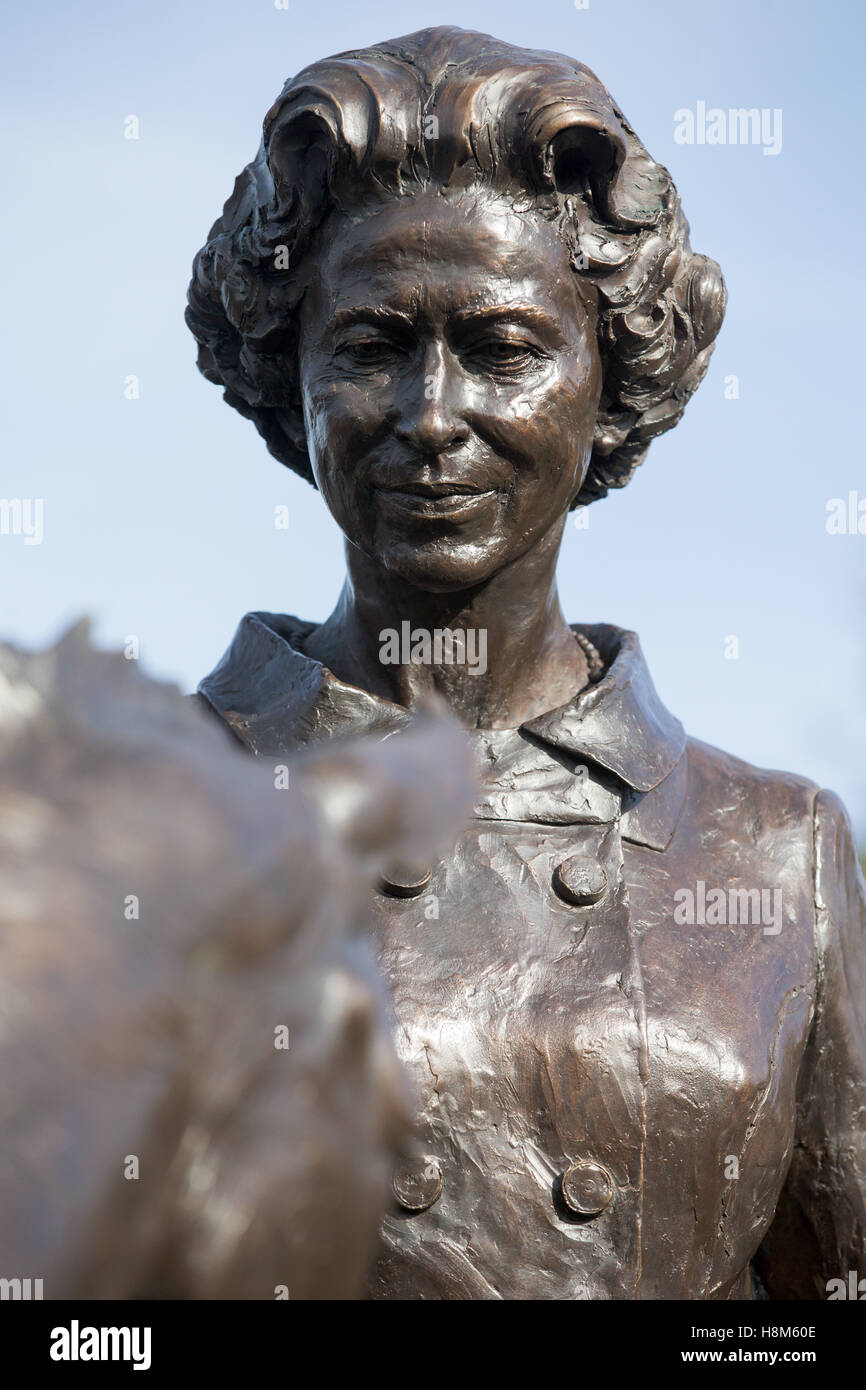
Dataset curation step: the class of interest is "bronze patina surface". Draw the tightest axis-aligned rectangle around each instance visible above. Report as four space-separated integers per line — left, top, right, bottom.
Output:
189 27 866 1299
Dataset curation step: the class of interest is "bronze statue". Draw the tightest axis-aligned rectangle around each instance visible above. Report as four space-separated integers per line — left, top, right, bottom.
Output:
187 26 866 1299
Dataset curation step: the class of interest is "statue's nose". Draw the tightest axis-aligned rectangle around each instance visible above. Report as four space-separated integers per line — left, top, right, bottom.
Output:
393 346 471 454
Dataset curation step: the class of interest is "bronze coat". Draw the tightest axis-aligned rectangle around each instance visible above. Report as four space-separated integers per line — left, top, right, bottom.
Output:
199 613 866 1300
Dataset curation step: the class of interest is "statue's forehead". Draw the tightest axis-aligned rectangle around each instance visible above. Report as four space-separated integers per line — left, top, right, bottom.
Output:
315 194 573 293
299 211 593 337
312 266 582 335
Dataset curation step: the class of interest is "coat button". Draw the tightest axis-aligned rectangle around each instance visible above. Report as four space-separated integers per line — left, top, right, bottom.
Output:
393 1157 442 1212
378 864 432 898
553 855 608 907
561 1160 614 1215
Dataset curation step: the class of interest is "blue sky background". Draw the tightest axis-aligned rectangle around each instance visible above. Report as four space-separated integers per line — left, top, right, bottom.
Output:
2 0 865 836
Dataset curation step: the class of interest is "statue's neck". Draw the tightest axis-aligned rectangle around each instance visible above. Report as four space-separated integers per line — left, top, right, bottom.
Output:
300 540 588 730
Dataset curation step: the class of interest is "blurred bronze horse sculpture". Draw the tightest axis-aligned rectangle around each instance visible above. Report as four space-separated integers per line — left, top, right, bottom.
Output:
0 626 472 1298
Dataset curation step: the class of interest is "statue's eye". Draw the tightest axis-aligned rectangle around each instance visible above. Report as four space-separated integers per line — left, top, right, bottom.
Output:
465 338 541 372
339 340 396 367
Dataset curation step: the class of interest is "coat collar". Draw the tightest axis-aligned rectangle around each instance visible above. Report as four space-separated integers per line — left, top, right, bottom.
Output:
198 611 687 849
521 623 685 794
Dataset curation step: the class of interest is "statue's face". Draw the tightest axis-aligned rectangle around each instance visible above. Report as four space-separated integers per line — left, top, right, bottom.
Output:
297 190 602 591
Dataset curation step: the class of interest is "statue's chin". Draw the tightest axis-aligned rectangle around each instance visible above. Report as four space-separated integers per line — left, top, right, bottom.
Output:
366 544 500 595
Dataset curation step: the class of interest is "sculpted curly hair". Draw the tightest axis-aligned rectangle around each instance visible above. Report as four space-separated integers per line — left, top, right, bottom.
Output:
186 25 726 507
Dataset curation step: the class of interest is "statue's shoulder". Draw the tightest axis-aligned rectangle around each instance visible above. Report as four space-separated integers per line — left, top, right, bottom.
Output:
684 734 820 820
679 735 864 931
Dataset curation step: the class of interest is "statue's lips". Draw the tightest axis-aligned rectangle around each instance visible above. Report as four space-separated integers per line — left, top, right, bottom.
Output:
374 483 496 520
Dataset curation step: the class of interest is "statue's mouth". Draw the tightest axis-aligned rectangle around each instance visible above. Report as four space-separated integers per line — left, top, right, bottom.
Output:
380 480 487 498
374 483 496 520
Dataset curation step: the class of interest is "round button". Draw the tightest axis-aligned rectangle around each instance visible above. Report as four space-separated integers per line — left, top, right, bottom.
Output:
561 1159 614 1215
553 855 607 907
393 1157 442 1212
378 864 432 899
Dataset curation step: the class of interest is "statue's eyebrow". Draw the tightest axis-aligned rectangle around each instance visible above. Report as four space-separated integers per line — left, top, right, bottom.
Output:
450 305 559 333
328 306 415 333
328 303 565 340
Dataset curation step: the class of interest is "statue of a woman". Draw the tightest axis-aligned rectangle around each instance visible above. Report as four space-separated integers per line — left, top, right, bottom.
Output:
187 26 866 1300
